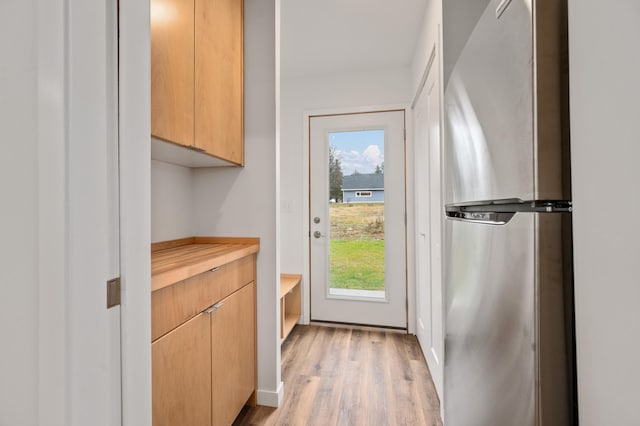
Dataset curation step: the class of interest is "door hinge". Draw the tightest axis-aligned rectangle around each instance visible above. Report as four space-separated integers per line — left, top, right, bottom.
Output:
107 277 121 308
403 128 407 141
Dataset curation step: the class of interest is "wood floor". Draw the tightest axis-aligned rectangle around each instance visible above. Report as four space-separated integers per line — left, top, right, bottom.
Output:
233 325 443 426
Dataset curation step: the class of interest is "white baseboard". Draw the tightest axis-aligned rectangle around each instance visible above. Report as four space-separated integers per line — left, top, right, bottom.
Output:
256 381 284 408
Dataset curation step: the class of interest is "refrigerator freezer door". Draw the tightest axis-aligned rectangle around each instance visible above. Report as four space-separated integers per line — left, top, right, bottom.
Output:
444 0 533 205
444 212 535 426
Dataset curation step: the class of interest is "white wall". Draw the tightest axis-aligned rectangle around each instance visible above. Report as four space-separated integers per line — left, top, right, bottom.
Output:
280 67 412 322
0 1 39 423
569 1 640 425
151 160 193 242
192 0 282 406
119 0 152 424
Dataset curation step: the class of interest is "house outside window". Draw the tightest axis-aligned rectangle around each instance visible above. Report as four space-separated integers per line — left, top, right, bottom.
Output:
341 173 384 203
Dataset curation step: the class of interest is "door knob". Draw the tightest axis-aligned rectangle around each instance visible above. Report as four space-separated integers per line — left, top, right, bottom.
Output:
313 217 321 224
313 231 323 239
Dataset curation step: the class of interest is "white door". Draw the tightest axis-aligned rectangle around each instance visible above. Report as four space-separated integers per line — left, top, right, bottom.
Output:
106 0 122 421
413 52 444 397
67 0 122 422
309 110 406 328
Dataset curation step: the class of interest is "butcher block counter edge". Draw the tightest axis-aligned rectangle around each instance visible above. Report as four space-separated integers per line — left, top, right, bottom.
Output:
151 236 260 292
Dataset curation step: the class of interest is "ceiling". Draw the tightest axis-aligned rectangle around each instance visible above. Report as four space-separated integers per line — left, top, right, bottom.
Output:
280 0 429 79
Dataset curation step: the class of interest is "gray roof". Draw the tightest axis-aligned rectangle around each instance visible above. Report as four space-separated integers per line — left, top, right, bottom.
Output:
341 173 384 191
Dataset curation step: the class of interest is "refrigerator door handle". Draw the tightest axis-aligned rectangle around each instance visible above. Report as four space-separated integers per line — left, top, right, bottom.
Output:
445 200 572 225
445 210 516 225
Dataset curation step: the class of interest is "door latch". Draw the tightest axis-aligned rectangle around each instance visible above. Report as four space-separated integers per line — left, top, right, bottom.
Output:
107 277 121 308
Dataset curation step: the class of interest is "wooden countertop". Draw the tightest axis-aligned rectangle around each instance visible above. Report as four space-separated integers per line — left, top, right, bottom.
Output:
151 237 260 292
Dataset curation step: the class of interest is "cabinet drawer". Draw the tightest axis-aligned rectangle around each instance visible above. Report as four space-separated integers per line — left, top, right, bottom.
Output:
152 254 255 341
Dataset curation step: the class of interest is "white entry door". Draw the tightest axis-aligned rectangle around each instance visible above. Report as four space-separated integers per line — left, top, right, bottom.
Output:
309 110 407 328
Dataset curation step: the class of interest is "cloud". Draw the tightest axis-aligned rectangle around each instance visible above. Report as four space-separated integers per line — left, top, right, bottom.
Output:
363 145 382 165
335 144 384 175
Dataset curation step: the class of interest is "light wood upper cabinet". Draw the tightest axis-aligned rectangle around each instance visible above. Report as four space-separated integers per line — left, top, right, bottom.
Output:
151 0 244 166
195 0 244 164
151 0 195 147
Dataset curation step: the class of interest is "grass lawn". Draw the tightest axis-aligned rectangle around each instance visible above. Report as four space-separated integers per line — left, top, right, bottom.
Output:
330 239 384 290
329 203 385 290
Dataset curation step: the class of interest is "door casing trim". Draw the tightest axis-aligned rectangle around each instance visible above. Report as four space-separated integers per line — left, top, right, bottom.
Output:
301 104 415 333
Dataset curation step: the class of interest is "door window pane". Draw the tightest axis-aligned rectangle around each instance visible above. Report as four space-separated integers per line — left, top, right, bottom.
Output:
327 130 385 299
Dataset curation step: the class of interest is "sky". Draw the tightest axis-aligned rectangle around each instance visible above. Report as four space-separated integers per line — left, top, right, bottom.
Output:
329 129 384 176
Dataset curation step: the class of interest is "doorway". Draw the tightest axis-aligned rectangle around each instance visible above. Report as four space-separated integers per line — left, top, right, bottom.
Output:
309 110 407 328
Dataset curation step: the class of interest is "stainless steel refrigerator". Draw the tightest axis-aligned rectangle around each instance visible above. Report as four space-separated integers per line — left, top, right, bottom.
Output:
443 0 577 424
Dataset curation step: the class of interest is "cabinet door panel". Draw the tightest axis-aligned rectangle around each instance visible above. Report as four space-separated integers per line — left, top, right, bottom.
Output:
151 0 194 146
195 0 244 164
152 313 211 426
210 282 256 425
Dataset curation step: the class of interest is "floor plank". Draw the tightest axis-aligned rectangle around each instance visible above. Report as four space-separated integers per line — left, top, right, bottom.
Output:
233 325 443 426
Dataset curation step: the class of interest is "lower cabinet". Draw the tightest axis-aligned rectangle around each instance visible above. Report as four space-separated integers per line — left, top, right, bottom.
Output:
211 282 256 425
152 280 256 426
152 313 212 426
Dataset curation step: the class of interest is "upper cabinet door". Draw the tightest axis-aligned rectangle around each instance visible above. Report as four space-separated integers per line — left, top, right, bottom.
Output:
151 0 195 147
195 0 244 165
